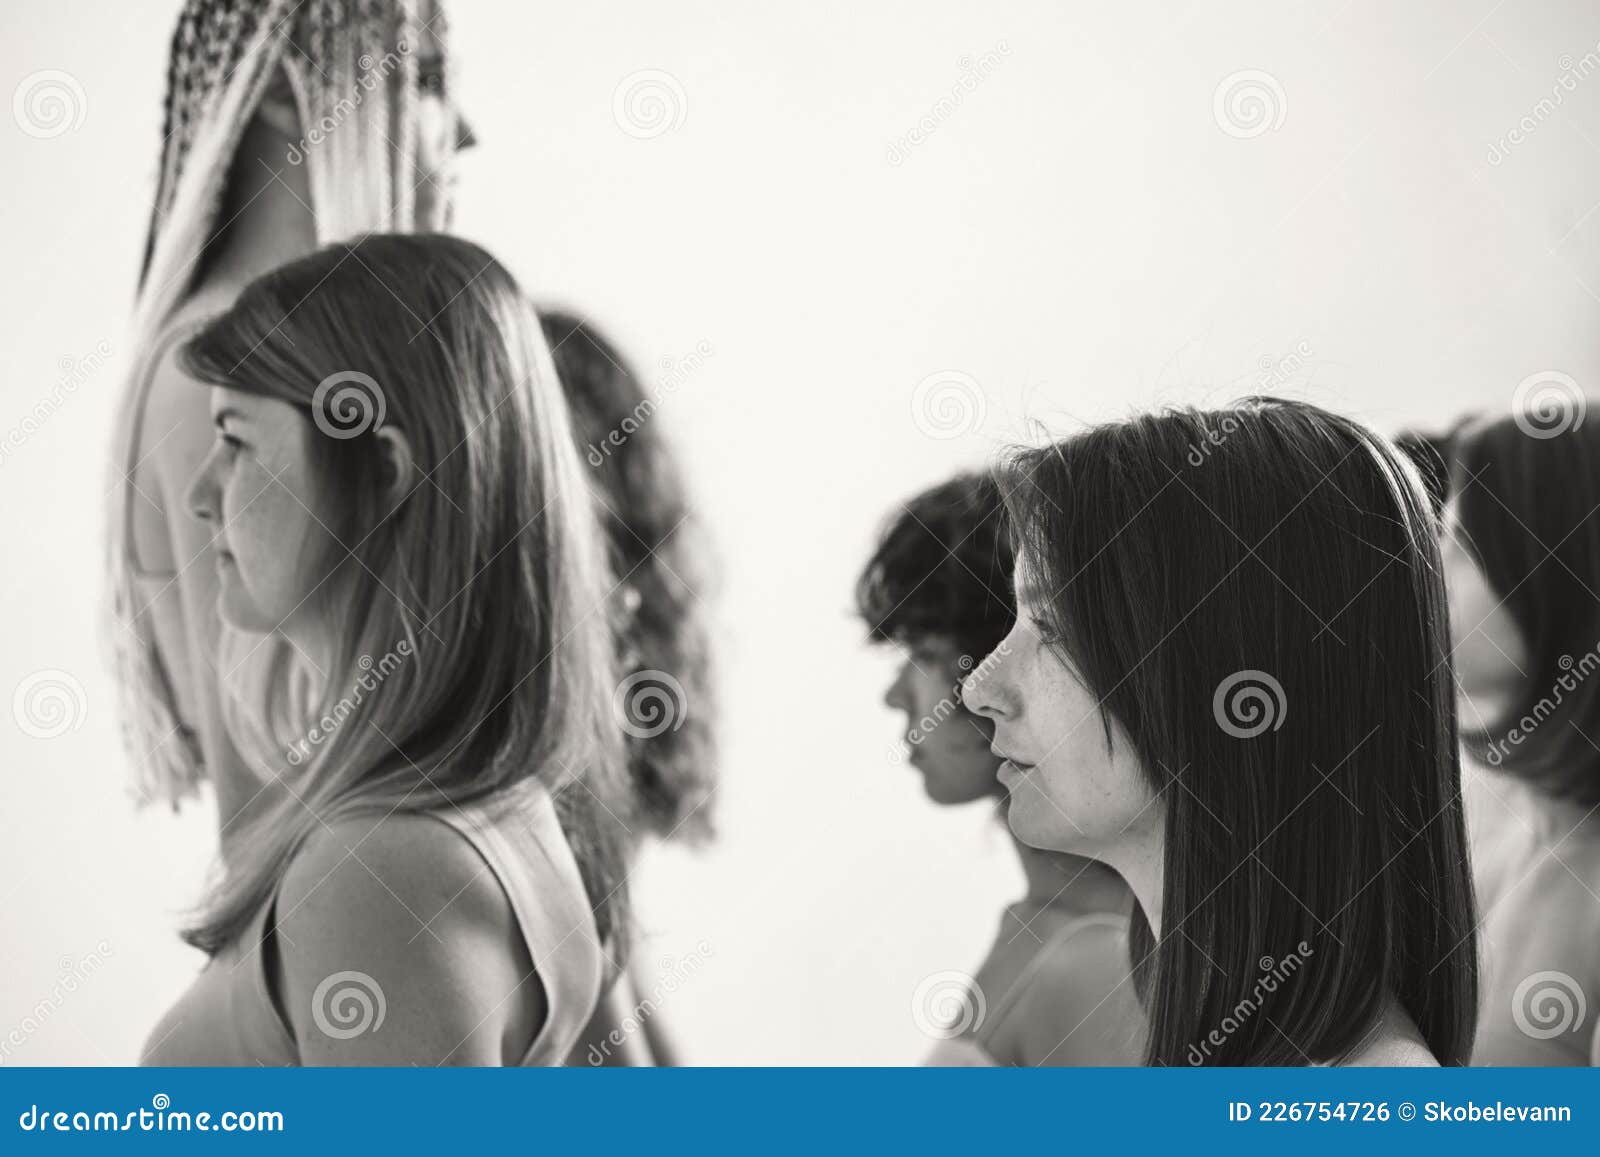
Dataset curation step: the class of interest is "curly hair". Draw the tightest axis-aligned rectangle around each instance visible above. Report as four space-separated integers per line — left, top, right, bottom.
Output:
542 310 720 845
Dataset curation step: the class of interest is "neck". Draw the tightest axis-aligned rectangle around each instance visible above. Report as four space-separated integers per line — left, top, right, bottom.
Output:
1011 834 1131 915
280 624 337 697
206 119 318 284
1092 834 1164 937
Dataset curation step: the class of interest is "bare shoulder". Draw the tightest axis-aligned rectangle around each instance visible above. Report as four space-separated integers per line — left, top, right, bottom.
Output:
272 810 541 1064
277 809 516 947
1342 1032 1438 1067
1341 1000 1440 1067
1010 918 1145 1066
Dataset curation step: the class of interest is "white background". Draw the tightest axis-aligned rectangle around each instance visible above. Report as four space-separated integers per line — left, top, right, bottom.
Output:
3 0 1599 1064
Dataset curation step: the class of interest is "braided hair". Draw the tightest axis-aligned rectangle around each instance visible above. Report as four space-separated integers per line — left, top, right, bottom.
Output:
114 0 453 809
138 0 442 292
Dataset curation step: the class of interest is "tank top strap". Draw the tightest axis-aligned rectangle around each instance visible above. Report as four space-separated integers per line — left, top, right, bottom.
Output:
982 911 1132 1040
423 778 606 1065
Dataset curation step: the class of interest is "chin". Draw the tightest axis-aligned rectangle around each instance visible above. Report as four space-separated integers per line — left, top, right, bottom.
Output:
920 772 994 807
1004 795 1074 853
218 592 277 635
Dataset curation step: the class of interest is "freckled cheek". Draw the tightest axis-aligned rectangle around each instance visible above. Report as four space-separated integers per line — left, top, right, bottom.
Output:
224 472 317 601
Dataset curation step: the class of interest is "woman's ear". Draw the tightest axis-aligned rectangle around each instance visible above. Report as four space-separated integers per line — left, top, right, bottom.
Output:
373 425 417 511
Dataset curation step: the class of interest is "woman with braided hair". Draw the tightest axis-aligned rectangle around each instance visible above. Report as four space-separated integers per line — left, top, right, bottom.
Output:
108 0 472 844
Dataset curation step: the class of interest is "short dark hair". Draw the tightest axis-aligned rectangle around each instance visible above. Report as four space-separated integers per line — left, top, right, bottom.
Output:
1450 412 1600 808
855 471 1015 662
1000 397 1477 1066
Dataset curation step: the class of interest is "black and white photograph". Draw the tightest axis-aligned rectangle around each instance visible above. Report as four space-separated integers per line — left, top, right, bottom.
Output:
3 0 1600 1103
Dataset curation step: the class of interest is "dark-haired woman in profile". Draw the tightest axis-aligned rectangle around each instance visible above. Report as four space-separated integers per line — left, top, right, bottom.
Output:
542 312 719 1066
964 397 1478 1066
857 471 1143 1066
1441 412 1600 1066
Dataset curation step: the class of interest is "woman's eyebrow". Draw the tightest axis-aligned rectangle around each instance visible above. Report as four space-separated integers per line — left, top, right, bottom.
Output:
211 406 246 429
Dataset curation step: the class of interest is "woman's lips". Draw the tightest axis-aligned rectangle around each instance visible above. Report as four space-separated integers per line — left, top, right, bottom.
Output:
997 757 1035 782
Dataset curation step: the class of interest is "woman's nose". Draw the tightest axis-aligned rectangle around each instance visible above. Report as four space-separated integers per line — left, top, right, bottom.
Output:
884 664 911 712
960 636 1011 720
962 663 1002 719
185 454 220 525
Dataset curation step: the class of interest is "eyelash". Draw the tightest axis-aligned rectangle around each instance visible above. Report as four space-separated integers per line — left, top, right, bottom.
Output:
218 431 243 453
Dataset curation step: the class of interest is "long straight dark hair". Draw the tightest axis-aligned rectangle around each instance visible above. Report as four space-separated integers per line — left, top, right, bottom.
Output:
999 397 1478 1066
1450 413 1600 808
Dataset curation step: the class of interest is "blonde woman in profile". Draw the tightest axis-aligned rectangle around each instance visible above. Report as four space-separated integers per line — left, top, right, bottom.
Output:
109 0 472 844
142 233 630 1065
857 471 1144 1066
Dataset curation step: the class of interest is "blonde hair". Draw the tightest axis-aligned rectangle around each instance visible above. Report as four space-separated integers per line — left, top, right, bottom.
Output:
111 0 450 805
176 234 631 955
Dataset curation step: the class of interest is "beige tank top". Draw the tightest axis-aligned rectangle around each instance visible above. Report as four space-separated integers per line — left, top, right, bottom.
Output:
140 777 605 1066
